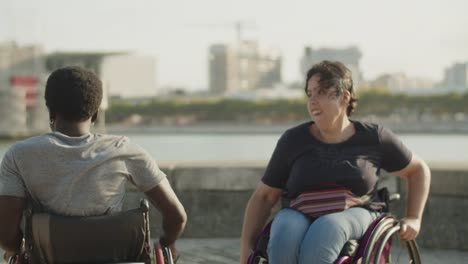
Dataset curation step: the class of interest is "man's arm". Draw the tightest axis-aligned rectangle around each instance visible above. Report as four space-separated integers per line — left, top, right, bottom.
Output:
0 196 24 254
145 178 187 258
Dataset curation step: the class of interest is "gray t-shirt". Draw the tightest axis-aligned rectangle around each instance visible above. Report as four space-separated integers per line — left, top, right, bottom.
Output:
0 132 166 216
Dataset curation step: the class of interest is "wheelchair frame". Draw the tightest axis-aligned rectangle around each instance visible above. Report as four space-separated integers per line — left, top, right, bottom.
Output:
248 212 422 264
336 214 421 264
8 199 175 264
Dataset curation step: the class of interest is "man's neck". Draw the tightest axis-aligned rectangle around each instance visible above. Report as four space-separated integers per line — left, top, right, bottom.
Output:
53 120 92 137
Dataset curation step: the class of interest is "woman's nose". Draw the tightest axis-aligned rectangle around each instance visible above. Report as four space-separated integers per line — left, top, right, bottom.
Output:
308 94 319 103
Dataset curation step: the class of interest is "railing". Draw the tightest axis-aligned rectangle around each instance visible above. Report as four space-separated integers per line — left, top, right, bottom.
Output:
123 160 468 251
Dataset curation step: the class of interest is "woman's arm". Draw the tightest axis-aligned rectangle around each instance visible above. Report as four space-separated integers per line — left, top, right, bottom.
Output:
240 182 282 264
389 154 431 240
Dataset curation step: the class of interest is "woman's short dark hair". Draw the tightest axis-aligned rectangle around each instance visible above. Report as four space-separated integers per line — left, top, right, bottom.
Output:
304 60 358 116
45 66 103 122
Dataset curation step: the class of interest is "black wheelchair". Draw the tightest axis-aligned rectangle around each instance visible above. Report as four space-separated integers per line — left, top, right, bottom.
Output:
248 190 422 264
8 199 174 264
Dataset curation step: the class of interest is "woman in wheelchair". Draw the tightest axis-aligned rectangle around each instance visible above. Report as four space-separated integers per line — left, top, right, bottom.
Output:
240 61 431 264
0 66 187 263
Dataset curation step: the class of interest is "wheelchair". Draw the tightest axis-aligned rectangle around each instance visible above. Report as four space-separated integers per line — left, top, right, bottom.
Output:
8 199 174 264
248 191 422 264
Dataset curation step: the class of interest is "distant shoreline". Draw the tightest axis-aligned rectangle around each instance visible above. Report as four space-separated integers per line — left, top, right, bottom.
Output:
2 121 467 140
106 121 468 135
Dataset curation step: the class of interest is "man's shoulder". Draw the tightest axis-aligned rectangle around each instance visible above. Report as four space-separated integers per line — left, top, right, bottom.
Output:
9 133 132 155
7 134 52 153
94 133 129 145
94 134 149 156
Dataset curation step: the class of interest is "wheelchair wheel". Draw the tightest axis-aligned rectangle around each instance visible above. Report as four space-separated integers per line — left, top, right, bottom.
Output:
7 255 17 264
361 216 421 264
154 241 174 264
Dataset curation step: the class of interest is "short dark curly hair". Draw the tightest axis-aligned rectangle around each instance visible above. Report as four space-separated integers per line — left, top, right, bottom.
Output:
304 60 358 116
45 66 103 122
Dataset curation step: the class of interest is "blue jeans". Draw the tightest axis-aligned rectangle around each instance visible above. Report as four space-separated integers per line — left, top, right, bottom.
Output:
267 207 381 264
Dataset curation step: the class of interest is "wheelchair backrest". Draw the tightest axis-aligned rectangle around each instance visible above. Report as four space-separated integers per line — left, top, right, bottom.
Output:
26 200 151 264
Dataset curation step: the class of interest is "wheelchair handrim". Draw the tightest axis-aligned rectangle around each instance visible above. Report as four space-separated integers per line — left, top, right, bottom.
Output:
362 216 397 263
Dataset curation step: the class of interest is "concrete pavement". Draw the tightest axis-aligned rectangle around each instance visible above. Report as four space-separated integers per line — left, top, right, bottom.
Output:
175 238 468 264
2 238 467 263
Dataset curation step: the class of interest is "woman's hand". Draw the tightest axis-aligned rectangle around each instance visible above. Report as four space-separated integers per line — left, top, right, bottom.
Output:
399 217 421 241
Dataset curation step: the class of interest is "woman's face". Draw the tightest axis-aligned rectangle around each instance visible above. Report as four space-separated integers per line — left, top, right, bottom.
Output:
306 74 349 127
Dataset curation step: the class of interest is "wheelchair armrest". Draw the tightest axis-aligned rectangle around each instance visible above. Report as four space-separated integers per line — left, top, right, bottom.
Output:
140 198 150 212
389 193 400 202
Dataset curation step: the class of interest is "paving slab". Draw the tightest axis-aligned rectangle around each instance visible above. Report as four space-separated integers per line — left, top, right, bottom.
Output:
175 238 468 264
2 238 467 264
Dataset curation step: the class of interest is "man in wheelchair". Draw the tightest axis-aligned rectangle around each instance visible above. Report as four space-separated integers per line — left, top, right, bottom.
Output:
0 66 187 263
240 61 431 264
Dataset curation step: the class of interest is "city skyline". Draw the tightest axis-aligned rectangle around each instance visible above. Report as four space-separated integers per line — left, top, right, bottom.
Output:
2 0 468 91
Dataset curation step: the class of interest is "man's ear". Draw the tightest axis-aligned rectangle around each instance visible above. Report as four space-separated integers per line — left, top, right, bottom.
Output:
49 112 56 122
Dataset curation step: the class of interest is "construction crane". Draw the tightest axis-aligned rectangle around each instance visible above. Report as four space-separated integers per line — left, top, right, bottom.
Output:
186 20 257 45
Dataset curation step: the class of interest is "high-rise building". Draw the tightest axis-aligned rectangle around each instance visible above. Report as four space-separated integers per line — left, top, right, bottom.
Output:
209 44 239 94
0 42 45 85
238 41 282 91
0 42 48 137
45 52 158 98
369 73 435 94
100 54 158 98
0 86 28 137
443 63 468 92
300 46 362 88
209 41 282 94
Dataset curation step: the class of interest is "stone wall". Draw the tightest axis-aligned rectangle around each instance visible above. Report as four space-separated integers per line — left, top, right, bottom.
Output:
122 161 468 251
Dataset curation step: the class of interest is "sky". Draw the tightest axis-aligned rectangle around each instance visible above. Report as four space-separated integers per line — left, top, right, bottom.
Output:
2 0 468 91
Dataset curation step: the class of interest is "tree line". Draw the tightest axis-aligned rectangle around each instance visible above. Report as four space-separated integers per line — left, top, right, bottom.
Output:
106 91 468 124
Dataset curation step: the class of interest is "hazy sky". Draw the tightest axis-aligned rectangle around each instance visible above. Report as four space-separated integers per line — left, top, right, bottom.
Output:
2 0 468 90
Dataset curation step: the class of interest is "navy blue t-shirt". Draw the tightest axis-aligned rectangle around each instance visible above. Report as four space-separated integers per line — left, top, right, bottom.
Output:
262 121 412 202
